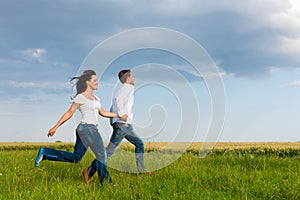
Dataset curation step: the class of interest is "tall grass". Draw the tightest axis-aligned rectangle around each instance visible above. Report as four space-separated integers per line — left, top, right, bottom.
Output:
0 143 299 199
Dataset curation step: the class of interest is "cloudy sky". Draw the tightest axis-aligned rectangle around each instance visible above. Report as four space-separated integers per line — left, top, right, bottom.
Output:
1 0 300 142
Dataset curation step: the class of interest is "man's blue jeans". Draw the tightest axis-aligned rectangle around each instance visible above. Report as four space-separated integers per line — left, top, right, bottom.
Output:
106 122 145 173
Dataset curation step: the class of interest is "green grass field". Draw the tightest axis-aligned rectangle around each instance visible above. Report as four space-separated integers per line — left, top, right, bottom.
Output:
0 143 299 199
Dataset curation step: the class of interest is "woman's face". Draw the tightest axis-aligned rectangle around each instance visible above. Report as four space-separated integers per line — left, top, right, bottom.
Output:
87 75 98 90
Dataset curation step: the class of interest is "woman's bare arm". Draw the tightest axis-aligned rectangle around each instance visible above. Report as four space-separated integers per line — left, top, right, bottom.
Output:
98 107 128 121
47 102 79 137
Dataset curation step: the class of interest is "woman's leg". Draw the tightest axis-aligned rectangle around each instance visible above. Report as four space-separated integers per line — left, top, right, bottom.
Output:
76 124 111 184
88 159 111 184
34 132 87 166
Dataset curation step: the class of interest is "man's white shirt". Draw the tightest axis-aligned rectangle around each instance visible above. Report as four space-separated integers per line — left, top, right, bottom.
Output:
110 83 134 124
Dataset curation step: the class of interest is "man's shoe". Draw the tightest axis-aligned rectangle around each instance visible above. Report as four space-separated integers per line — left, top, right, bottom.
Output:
34 148 44 167
82 169 92 184
138 171 154 176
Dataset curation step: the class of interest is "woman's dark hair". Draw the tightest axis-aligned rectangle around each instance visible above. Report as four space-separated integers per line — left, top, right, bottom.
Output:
70 70 96 98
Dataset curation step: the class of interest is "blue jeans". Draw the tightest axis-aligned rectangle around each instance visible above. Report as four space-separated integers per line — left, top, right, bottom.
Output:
41 132 87 163
106 122 145 173
76 124 110 184
40 123 110 184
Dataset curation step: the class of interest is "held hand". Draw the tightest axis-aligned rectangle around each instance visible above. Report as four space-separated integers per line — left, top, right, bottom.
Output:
47 127 56 137
119 114 128 122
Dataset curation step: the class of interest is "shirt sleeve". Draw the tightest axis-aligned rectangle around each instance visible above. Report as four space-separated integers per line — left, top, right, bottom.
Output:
95 95 102 109
116 85 133 116
73 94 85 104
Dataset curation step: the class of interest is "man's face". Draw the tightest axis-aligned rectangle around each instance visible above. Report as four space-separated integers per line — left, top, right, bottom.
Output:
127 73 134 85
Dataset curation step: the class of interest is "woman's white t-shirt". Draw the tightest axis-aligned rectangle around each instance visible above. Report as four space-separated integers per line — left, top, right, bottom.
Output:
73 94 101 125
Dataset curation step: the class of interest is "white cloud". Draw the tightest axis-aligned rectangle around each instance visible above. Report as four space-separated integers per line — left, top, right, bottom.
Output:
0 112 27 116
273 36 300 56
8 96 42 103
1 0 300 79
173 64 229 78
284 80 300 87
290 0 300 14
9 80 71 89
156 0 291 16
0 81 72 103
267 10 300 37
19 48 46 63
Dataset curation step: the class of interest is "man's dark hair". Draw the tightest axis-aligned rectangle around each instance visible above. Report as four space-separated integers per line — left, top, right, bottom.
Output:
118 69 131 83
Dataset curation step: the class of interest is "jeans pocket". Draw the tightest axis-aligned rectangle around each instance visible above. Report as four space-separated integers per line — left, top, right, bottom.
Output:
76 124 84 134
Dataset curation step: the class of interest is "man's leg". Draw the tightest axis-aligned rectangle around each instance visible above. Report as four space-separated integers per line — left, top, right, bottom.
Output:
106 122 127 159
125 125 145 173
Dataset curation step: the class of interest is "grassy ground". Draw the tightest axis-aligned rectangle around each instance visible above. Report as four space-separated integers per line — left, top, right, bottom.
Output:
0 142 299 199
